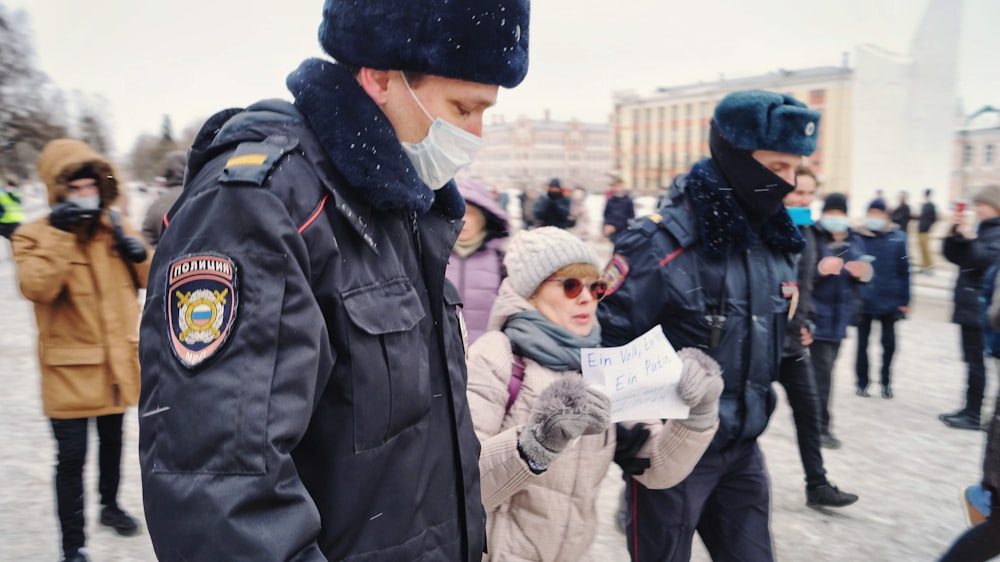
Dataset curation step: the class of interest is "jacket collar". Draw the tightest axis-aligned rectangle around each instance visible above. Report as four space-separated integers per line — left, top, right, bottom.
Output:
856 222 901 237
679 158 804 258
286 58 465 219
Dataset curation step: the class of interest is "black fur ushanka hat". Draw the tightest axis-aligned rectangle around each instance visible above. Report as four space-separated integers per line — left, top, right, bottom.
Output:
319 0 530 88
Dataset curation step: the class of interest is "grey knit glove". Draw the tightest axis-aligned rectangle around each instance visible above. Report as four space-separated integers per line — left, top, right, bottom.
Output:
675 347 724 431
517 376 611 472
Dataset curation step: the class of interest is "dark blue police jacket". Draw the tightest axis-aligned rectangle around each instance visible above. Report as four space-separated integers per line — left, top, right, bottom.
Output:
138 60 484 561
598 159 803 452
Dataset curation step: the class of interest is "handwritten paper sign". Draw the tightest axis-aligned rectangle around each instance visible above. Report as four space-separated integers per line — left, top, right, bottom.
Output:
581 326 690 422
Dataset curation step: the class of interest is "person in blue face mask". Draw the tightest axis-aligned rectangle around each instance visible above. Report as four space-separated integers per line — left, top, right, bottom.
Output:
855 199 910 399
810 193 873 450
135 2 531 561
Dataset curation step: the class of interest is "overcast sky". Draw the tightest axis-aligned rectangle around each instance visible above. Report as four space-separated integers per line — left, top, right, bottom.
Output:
8 0 999 159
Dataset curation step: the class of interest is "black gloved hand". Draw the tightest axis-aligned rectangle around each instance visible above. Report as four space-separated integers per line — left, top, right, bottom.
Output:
49 202 99 232
109 210 148 263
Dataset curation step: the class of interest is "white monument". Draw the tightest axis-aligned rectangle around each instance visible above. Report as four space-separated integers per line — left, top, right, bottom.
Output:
848 0 963 213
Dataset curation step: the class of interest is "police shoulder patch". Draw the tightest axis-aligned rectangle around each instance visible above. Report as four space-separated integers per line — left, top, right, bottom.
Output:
166 253 238 370
602 253 630 298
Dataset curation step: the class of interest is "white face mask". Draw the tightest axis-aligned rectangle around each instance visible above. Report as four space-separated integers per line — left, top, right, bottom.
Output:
67 194 101 211
819 215 850 233
400 73 482 190
864 217 888 232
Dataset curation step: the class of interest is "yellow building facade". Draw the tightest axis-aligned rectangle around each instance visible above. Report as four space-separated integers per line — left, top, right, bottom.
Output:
612 66 853 196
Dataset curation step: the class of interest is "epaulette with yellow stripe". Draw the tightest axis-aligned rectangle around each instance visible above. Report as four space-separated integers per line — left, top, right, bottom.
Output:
219 134 300 187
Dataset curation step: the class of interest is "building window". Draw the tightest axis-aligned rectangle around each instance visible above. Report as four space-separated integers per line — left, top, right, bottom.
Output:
963 144 974 166
986 144 995 165
671 106 678 120
685 104 692 118
809 89 825 107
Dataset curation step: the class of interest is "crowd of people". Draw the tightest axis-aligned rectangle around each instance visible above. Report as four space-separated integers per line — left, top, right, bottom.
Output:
2 1 997 561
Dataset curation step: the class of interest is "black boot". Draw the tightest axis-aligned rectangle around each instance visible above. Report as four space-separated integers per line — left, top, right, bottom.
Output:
62 549 90 562
806 483 859 509
100 506 140 536
938 410 982 431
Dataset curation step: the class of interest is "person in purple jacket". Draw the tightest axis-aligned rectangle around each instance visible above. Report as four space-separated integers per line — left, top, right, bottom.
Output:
448 178 510 345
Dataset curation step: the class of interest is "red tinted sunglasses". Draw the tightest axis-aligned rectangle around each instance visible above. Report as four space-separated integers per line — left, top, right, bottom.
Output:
544 278 609 301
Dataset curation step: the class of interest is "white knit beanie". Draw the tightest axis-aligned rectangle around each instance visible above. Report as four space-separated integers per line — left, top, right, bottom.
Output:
504 227 603 299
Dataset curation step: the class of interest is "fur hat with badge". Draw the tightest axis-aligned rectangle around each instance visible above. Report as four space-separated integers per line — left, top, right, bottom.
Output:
713 90 821 156
504 227 602 299
319 0 530 88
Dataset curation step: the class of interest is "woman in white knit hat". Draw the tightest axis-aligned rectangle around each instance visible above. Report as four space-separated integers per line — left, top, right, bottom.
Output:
466 226 723 561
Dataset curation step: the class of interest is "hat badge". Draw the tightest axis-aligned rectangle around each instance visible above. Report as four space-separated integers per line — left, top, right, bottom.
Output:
805 122 816 136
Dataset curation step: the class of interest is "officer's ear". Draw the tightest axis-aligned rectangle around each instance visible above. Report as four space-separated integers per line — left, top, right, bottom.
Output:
358 67 392 106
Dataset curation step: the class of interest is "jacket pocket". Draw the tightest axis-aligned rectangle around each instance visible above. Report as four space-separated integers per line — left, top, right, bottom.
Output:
44 345 104 365
741 381 777 440
343 278 429 452
42 346 106 411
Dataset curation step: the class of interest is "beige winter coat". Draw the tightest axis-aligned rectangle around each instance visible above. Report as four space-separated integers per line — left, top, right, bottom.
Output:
12 139 150 419
467 283 716 561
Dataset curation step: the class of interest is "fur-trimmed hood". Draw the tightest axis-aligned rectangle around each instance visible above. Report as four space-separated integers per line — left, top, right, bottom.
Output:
458 178 508 240
670 158 804 257
287 58 465 219
36 139 119 208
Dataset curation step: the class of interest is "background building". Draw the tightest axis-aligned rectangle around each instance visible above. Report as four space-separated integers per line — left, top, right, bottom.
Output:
952 106 1000 201
462 111 611 193
612 65 852 194
611 0 962 215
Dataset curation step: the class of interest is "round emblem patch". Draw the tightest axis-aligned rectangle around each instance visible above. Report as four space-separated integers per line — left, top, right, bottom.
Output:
805 122 816 136
166 253 238 369
602 253 631 298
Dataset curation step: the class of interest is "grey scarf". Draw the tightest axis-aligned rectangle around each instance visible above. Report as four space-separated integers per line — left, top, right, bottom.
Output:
503 310 601 371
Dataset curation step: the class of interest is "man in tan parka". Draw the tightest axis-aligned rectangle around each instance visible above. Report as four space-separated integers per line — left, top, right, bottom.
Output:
12 139 150 562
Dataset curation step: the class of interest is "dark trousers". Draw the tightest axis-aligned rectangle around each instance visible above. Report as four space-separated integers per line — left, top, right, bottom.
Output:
960 324 987 415
810 340 842 435
50 414 125 557
855 313 899 389
777 353 828 489
624 440 772 562
939 493 1000 562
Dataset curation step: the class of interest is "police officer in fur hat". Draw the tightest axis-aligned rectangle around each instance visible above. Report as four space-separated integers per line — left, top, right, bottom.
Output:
137 1 529 560
598 90 820 562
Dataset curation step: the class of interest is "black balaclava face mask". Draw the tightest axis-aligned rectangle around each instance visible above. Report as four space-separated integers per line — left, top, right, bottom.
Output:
709 124 795 232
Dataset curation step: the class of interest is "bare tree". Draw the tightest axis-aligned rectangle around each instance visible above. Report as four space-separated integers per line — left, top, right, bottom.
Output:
0 5 68 178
